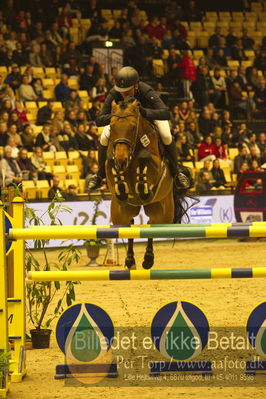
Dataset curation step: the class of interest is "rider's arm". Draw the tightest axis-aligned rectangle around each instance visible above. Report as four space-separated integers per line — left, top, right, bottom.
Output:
96 91 114 126
141 88 171 121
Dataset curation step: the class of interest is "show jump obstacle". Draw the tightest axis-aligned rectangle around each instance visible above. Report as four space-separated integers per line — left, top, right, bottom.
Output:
1 197 266 397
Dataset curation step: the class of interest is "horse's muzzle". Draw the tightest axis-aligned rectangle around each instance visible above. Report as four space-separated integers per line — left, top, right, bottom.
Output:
113 142 131 172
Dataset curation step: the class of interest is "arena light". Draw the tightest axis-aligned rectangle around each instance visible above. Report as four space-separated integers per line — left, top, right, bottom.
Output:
105 40 113 47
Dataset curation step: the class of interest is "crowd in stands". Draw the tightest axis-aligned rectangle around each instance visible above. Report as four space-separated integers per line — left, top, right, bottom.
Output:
0 0 266 198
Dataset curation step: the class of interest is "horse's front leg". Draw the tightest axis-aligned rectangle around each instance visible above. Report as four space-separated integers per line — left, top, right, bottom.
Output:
125 238 136 270
142 238 154 269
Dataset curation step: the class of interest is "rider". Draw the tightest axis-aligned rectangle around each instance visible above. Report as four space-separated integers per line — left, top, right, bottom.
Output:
88 66 190 190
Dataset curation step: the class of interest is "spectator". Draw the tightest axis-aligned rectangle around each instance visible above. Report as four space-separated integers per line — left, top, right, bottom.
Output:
21 124 35 151
65 184 79 200
233 146 250 174
195 66 216 107
91 78 108 102
88 99 101 121
228 82 253 119
241 29 255 50
29 44 43 66
48 175 65 199
211 159 227 188
187 121 202 145
226 28 238 47
13 101 28 123
18 76 37 101
57 121 76 151
10 111 23 132
249 159 262 172
176 135 195 164
2 86 16 109
222 110 233 130
65 90 80 112
205 48 217 70
109 20 123 39
221 126 234 147
254 79 266 112
17 148 34 180
0 145 22 187
4 63 22 91
196 171 214 193
185 0 202 21
244 132 260 155
226 69 238 90
51 110 65 134
213 136 227 160
0 122 8 147
36 101 53 125
178 50 197 101
214 48 227 68
231 39 245 62
35 123 56 152
80 64 97 94
179 101 190 122
199 160 213 180
55 74 71 102
167 48 181 83
40 43 54 67
254 50 266 72
249 145 261 167
237 161 249 180
208 27 225 48
211 67 226 107
85 162 105 192
235 66 249 91
198 108 212 138
6 136 19 158
198 136 216 161
7 123 22 147
66 110 78 130
32 78 44 100
57 6 72 37
247 67 260 89
75 123 96 151
30 147 53 182
171 18 187 40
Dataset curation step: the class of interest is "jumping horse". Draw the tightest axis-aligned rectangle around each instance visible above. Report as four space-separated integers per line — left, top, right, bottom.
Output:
106 98 192 269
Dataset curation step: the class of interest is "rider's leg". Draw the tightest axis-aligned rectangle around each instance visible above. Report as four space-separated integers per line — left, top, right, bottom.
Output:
87 125 109 190
154 120 191 189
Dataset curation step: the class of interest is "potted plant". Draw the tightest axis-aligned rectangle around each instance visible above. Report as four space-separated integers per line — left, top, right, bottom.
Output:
0 351 10 391
83 198 107 267
25 195 81 348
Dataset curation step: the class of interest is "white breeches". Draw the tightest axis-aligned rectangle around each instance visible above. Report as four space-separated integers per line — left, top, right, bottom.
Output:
99 120 172 146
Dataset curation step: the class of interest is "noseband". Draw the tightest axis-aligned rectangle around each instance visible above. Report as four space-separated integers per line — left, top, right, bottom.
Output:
110 112 140 168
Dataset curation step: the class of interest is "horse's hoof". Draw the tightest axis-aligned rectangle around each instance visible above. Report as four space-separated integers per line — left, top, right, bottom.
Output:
125 256 136 270
142 253 154 269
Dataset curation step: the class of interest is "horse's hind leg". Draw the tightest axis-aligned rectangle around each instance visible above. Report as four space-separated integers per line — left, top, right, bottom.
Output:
142 238 154 269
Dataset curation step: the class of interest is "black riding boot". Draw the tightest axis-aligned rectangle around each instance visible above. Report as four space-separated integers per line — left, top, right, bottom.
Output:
164 140 191 189
88 144 108 190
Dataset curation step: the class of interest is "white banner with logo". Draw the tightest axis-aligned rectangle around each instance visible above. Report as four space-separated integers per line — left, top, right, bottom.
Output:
26 195 235 248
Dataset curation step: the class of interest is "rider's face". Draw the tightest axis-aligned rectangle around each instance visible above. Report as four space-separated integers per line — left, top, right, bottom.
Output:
121 84 138 98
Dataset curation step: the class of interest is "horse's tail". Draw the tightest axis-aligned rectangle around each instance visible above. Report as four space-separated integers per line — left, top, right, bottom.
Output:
173 166 199 224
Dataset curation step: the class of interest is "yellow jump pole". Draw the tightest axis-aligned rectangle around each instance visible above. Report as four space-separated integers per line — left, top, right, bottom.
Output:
7 197 27 382
0 202 10 398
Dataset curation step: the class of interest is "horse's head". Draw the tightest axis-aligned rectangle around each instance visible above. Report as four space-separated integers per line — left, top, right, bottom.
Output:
110 98 140 172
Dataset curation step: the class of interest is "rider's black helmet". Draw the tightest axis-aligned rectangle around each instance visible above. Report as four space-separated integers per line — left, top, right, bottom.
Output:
114 66 139 92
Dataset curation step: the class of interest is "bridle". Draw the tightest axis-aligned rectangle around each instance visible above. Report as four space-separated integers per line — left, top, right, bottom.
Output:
110 112 140 169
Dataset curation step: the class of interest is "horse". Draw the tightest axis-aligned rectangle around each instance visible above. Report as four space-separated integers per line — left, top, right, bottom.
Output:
105 98 191 269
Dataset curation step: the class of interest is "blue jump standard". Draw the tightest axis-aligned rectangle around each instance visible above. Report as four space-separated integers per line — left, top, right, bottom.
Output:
55 363 118 379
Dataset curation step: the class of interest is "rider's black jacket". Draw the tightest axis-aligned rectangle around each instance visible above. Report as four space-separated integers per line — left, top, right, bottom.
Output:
96 82 170 126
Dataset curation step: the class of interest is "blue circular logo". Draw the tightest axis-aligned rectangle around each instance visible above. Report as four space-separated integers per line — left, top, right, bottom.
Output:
151 301 209 361
247 301 266 356
56 303 114 363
